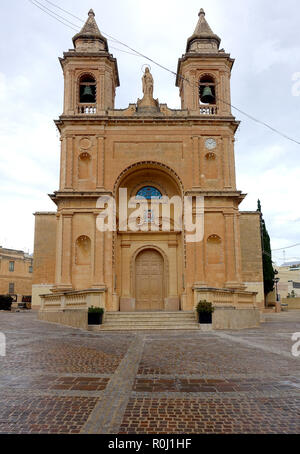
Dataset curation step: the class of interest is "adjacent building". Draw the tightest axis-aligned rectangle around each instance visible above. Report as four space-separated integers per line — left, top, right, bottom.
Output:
0 247 33 303
276 261 300 299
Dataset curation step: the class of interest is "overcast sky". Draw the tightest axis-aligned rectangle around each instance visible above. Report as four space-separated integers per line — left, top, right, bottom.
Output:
0 0 299 265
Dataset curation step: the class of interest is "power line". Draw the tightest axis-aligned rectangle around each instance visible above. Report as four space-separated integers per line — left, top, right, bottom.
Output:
110 47 144 57
27 0 300 145
28 0 78 31
272 243 300 251
28 1 141 57
43 0 84 23
32 0 79 28
215 96 300 146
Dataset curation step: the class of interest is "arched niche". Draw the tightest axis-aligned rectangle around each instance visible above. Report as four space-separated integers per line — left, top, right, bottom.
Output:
204 152 218 179
206 234 223 265
75 235 91 265
78 152 91 180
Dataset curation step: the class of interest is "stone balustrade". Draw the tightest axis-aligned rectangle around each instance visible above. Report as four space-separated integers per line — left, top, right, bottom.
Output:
193 287 257 309
77 104 97 114
75 104 219 116
41 294 61 310
40 288 106 312
199 104 218 115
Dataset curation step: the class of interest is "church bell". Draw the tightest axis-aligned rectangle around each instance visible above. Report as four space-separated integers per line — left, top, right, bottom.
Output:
201 85 215 104
81 85 94 102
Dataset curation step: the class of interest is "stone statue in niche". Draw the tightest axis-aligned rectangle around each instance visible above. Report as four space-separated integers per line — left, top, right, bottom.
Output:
142 67 154 97
137 66 159 111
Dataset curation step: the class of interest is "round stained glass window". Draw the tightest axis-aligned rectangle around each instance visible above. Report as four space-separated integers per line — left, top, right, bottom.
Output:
136 186 162 200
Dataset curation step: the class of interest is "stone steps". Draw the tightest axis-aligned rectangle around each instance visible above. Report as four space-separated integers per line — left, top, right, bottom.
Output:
88 311 209 331
105 312 195 321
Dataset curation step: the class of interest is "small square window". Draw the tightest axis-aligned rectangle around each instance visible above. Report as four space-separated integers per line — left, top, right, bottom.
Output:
9 261 14 272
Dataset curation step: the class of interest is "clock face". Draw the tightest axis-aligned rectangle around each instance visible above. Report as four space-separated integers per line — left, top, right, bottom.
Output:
205 138 217 150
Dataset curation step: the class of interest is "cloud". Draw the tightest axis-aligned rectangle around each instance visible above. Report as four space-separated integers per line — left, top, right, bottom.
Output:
252 40 300 74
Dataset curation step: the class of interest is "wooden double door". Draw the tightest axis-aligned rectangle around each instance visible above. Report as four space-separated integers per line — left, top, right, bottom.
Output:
135 249 164 311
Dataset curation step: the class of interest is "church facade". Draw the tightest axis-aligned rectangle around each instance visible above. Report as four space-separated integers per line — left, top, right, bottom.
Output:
33 9 264 328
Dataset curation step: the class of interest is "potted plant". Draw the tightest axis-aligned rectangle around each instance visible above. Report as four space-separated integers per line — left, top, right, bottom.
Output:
88 306 104 325
196 300 214 324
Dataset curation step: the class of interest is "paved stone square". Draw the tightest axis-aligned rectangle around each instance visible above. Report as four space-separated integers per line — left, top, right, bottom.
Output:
0 311 299 433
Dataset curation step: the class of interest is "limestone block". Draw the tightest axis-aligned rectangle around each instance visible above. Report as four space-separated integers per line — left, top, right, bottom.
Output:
120 297 135 312
212 308 260 330
164 297 179 311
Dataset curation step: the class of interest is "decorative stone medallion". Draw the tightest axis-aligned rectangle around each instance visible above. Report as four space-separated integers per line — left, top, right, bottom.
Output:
79 137 92 150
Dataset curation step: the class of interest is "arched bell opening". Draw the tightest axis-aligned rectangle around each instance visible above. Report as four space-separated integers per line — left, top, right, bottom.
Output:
79 74 96 104
199 74 216 105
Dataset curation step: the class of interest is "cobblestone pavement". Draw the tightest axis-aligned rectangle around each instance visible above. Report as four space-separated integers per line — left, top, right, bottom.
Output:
0 311 299 433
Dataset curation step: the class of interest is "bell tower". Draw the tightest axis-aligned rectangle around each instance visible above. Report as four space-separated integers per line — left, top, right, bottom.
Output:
60 9 119 115
176 9 233 116
175 8 246 294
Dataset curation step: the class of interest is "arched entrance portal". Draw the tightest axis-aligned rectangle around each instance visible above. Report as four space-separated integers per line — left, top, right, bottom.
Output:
115 162 183 312
135 249 164 311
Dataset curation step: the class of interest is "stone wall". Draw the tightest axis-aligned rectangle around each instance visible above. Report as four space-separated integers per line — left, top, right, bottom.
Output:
282 297 300 310
212 307 260 330
32 284 53 310
38 309 88 329
32 212 56 307
239 212 264 308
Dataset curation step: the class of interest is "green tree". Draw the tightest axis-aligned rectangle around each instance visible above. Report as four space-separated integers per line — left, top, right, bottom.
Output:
257 200 275 302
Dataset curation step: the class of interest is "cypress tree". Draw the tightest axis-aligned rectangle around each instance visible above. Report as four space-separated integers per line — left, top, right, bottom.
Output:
257 200 275 301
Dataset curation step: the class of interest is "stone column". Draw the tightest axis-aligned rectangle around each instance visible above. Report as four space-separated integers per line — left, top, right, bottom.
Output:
96 136 105 188
119 240 134 311
192 136 200 187
191 70 197 111
165 238 180 311
193 200 206 288
55 213 63 286
65 136 74 189
59 137 64 190
99 73 105 111
229 137 237 190
60 213 73 289
168 239 178 296
70 69 75 115
64 68 75 115
121 241 131 297
63 69 71 114
194 239 206 286
233 212 243 284
222 136 232 189
224 212 242 288
92 212 105 287
224 213 235 285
